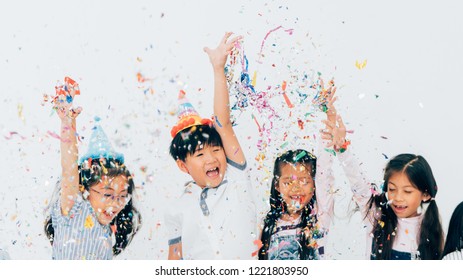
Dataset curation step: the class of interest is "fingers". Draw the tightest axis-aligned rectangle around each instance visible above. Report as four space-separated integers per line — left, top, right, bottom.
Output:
321 119 335 130
337 115 345 129
203 46 211 54
221 32 233 44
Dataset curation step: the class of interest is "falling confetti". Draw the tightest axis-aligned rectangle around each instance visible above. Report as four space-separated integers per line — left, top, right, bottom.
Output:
355 59 367 70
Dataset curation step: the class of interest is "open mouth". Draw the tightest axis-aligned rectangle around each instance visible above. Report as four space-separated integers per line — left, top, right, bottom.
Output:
393 205 407 212
103 208 115 220
206 167 220 178
290 195 305 210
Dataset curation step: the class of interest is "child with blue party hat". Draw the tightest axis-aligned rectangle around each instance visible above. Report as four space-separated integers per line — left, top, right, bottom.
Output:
166 32 258 260
44 77 142 259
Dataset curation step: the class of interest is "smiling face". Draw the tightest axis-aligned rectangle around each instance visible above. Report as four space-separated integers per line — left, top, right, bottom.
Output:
387 171 430 218
176 143 227 188
276 163 315 215
88 174 130 225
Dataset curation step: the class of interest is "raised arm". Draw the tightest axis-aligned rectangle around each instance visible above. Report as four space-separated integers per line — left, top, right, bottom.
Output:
203 32 245 165
315 86 337 232
320 100 372 217
53 78 82 215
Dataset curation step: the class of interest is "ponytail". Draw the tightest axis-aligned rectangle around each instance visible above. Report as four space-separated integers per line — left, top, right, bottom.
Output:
418 200 444 260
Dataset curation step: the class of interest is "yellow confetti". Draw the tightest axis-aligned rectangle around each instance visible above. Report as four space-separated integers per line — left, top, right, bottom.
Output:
84 215 94 229
251 70 257 87
17 103 25 123
405 229 409 234
378 220 385 228
355 59 367 70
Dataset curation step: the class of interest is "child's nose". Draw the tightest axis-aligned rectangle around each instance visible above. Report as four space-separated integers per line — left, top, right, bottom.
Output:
203 151 217 162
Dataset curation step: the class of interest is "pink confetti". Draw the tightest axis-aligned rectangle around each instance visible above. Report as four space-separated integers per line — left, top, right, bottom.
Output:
4 131 26 140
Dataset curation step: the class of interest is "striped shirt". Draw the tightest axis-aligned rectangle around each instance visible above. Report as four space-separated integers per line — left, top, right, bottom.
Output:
51 195 113 260
442 250 463 260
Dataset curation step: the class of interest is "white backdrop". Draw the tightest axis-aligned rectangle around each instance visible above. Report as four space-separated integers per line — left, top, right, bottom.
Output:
1 0 462 260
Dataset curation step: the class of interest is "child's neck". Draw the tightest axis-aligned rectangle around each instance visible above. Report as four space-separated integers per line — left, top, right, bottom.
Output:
281 212 302 222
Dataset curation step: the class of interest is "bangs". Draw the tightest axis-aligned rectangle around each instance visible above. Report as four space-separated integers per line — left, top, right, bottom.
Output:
170 125 223 161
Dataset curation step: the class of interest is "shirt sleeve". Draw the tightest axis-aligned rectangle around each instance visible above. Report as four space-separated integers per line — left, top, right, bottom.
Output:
337 147 375 226
315 140 336 234
51 193 85 226
225 158 258 205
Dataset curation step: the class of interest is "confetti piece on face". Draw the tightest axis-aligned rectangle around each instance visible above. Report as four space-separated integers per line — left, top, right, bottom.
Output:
355 59 367 70
84 215 94 229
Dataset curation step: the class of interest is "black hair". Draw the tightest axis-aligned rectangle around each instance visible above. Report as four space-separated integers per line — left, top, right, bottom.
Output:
44 158 142 256
442 201 463 258
258 149 320 260
169 124 223 162
368 154 443 260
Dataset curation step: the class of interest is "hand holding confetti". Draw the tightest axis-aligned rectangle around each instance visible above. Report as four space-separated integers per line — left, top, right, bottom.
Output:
203 32 243 71
52 77 82 120
321 114 349 153
312 77 336 113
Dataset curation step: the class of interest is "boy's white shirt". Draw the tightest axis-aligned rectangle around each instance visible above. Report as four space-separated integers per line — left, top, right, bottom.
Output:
166 160 258 260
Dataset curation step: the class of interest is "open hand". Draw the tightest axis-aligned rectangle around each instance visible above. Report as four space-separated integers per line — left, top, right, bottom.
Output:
53 77 82 120
203 32 242 70
321 115 346 151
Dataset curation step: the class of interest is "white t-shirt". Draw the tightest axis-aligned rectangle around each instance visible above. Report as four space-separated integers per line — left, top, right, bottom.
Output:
166 160 258 260
442 249 463 260
337 149 426 259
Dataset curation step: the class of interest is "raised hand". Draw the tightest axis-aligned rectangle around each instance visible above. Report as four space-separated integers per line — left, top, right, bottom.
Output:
53 77 82 121
203 32 242 70
321 115 347 152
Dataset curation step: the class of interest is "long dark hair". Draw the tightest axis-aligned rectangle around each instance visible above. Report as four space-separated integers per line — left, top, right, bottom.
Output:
368 154 443 260
442 201 463 258
259 149 320 260
44 158 142 256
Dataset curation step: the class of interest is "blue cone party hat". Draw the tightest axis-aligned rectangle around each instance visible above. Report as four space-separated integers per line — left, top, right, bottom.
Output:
79 116 124 165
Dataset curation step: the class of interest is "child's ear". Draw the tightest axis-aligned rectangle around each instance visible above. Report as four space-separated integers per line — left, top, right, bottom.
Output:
176 160 189 174
422 192 431 202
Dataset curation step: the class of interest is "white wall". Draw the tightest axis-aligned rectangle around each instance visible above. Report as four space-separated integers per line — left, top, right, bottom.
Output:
0 0 462 259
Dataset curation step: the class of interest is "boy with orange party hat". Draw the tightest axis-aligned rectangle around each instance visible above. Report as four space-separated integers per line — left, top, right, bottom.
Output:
166 33 257 260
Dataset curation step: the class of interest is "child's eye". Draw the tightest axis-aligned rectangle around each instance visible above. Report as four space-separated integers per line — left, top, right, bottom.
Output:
299 178 311 186
103 193 113 198
195 153 203 157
